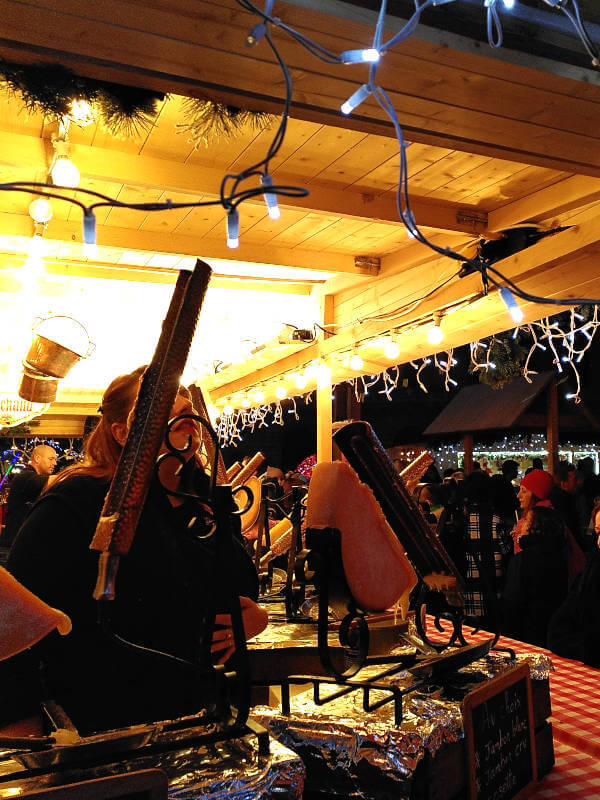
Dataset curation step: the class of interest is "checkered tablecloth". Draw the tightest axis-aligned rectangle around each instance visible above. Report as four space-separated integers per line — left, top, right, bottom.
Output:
531 740 600 798
425 618 600 760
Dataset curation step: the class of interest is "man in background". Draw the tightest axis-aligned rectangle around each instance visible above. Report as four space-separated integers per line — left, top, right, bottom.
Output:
551 461 583 550
2 445 57 549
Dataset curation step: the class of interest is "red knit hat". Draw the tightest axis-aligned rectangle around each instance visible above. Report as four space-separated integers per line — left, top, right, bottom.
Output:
520 469 554 501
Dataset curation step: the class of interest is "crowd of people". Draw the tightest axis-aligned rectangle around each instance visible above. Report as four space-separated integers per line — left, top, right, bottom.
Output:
412 456 600 661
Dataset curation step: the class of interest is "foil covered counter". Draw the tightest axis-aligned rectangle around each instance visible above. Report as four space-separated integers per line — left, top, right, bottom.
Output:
0 732 305 799
253 651 552 800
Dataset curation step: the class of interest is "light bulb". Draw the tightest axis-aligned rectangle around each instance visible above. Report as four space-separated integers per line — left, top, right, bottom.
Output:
69 98 95 126
499 287 524 323
275 385 287 400
252 390 265 404
222 403 234 416
241 397 251 408
341 84 371 116
28 197 53 223
502 0 515 7
340 48 380 64
51 156 80 188
427 324 444 345
294 372 308 390
384 339 400 359
349 353 363 370
261 174 280 220
226 208 239 249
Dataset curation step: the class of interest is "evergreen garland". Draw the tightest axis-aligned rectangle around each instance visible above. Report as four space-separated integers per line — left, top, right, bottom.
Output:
176 97 275 148
0 60 164 136
475 335 527 390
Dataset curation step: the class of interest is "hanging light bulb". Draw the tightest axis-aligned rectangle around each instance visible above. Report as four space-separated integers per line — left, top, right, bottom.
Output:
294 372 308 390
69 98 96 127
427 312 445 345
261 174 280 220
499 287 524 323
241 397 251 408
226 208 239 249
222 403 234 416
275 385 287 400
349 352 364 371
28 197 53 224
51 156 80 188
383 337 400 360
252 389 265 404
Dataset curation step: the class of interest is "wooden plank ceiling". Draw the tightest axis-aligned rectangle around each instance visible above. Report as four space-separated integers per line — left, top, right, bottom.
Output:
0 0 599 423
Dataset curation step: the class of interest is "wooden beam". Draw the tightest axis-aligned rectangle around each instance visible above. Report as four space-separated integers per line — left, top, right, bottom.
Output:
2 0 600 174
0 131 486 235
547 377 559 475
206 216 600 400
0 211 364 274
487 176 600 233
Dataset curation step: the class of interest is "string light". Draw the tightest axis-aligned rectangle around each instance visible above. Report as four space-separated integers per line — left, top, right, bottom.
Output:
261 173 281 219
499 287 524 323
427 312 445 345
383 337 400 360
226 208 240 249
349 352 364 371
340 48 380 64
222 403 234 416
341 84 371 115
275 385 287 399
28 197 53 224
252 389 265 404
294 372 308 389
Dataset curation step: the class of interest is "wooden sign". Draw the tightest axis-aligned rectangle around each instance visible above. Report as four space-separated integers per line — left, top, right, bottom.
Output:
462 663 537 800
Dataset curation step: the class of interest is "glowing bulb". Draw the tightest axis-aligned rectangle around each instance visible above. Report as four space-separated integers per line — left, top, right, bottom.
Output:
502 0 515 7
294 373 308 389
384 339 400 359
241 397 251 408
252 390 265 404
341 84 371 115
427 313 444 346
69 98 95 126
349 353 363 370
226 208 239 249
340 48 380 63
222 403 234 416
261 174 280 220
28 197 53 223
499 287 524 323
275 385 287 400
51 156 80 188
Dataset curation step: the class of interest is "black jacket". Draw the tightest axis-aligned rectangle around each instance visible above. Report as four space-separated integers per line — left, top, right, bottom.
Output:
2 467 48 548
4 471 258 735
501 527 568 647
547 550 600 667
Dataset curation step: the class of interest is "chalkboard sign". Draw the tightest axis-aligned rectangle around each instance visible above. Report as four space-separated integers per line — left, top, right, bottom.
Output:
463 663 537 800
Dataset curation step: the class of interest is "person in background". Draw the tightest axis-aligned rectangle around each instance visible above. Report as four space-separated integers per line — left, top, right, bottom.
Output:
532 457 544 470
459 470 505 627
2 445 58 549
502 505 568 647
490 459 520 560
2 367 267 736
548 500 600 666
513 468 585 587
550 461 583 550
414 482 446 523
575 457 600 549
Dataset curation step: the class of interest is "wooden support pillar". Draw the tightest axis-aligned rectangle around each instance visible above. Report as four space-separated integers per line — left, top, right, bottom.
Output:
316 293 334 464
316 363 332 463
547 377 559 475
463 433 474 475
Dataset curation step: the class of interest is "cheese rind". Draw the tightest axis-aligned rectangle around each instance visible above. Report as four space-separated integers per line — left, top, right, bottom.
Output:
306 461 417 612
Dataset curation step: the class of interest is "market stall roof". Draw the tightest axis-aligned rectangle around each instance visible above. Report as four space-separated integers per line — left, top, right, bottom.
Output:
1 0 600 433
423 372 557 436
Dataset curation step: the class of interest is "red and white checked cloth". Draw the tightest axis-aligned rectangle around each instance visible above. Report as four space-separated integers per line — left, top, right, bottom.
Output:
531 740 600 798
425 618 600 759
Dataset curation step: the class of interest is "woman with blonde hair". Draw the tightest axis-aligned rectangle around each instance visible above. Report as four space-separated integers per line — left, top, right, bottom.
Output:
3 366 267 735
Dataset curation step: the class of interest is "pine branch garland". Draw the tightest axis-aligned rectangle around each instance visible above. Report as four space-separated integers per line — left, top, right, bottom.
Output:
176 97 275 148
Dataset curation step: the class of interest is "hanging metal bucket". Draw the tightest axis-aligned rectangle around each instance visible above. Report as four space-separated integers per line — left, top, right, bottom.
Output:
18 365 59 404
24 316 95 379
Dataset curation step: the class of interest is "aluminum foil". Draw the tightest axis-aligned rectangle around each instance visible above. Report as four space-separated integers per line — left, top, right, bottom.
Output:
253 647 551 799
0 730 304 800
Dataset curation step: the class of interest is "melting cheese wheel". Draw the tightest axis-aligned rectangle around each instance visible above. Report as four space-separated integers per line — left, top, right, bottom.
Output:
306 461 417 612
0 566 71 661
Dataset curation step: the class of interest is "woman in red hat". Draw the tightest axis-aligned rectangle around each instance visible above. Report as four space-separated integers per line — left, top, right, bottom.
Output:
512 469 555 554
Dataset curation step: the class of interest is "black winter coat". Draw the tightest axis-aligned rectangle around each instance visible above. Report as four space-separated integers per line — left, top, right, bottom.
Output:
3 471 258 735
501 527 568 647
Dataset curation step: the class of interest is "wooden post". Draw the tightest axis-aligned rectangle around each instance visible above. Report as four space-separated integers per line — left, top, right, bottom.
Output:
547 377 559 475
317 293 334 463
316 363 332 463
463 433 474 475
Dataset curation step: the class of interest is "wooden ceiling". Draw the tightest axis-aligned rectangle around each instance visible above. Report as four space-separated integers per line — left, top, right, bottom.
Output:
0 0 600 425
